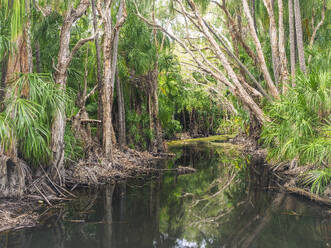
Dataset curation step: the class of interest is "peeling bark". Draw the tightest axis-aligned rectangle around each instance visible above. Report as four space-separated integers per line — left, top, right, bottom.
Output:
98 0 114 159
97 0 127 158
51 0 91 185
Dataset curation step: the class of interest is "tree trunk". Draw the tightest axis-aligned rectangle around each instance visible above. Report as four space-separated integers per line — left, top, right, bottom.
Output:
98 0 127 157
116 72 126 147
278 0 289 92
111 0 125 101
308 0 326 63
148 65 163 153
148 1 163 153
98 0 114 159
250 0 257 32
110 0 126 145
288 0 296 78
101 14 113 159
24 0 33 73
91 0 103 142
51 0 90 184
188 0 269 124
294 0 307 74
242 0 279 99
263 0 280 84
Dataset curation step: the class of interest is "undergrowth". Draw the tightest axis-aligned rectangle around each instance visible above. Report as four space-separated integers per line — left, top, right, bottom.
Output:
261 53 331 194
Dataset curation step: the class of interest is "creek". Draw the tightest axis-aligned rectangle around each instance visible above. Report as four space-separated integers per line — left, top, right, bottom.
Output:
1 137 330 248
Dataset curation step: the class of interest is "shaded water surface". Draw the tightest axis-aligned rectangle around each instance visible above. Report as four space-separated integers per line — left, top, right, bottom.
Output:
1 138 330 248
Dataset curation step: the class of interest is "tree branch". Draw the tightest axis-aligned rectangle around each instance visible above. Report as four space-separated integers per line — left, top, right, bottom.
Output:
68 35 95 65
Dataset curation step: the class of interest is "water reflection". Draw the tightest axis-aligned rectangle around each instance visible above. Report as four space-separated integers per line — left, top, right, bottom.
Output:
1 140 330 248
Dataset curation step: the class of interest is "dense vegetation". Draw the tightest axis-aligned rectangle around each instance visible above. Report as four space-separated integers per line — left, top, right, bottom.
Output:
0 0 330 197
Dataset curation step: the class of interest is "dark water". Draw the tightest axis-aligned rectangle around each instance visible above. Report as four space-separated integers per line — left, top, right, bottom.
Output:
1 139 331 248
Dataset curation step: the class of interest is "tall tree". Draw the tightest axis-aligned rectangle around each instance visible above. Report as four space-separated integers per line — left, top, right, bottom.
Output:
263 0 280 84
116 72 126 147
242 0 279 99
293 0 306 74
110 0 126 145
91 0 103 141
51 0 92 184
97 0 126 159
277 0 289 92
149 0 164 152
288 0 296 78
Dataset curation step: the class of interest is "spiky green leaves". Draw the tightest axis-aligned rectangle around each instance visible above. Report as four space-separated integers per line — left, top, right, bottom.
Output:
261 67 331 167
0 73 71 166
301 168 331 194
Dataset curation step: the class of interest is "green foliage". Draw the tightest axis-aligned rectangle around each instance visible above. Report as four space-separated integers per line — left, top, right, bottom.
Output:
0 6 11 59
301 168 331 194
217 116 243 135
261 67 331 167
0 73 71 166
126 107 151 150
120 2 156 75
64 125 84 163
0 0 25 40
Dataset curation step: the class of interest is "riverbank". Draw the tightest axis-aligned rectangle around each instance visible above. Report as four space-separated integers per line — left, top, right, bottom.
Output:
0 146 174 233
2 137 330 248
234 133 331 207
1 134 329 234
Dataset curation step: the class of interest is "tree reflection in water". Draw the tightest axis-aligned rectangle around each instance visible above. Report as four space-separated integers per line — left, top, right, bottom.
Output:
1 140 330 248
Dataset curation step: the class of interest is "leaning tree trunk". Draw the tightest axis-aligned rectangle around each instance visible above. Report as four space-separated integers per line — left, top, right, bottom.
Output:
188 0 269 124
294 0 307 74
288 0 296 79
242 0 279 99
51 0 91 185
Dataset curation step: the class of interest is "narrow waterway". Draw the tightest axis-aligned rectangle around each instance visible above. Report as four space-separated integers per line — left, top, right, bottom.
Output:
1 137 330 247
